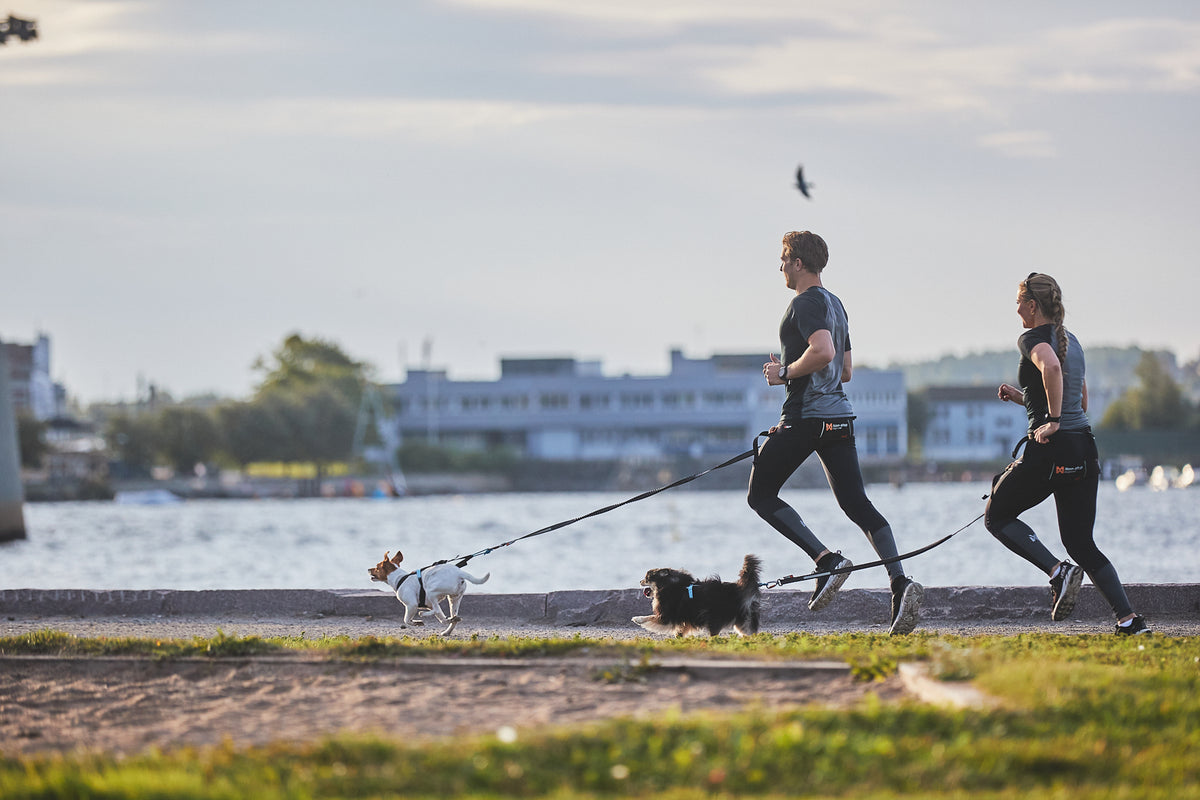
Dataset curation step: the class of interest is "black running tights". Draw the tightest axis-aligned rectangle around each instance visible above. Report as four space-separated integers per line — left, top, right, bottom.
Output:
747 421 898 575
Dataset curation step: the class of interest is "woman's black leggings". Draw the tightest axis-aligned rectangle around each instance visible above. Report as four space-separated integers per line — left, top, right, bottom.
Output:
984 433 1133 619
747 419 901 577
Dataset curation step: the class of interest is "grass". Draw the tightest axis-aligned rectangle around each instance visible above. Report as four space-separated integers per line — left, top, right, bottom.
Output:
1 629 1198 798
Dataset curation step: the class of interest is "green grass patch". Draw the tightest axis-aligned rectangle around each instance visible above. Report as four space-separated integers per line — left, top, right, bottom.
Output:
1 630 1198 798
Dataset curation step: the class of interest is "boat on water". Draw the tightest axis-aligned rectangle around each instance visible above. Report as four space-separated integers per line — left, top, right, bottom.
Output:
1114 469 1140 492
113 489 182 505
1115 463 1194 492
1136 464 1195 492
1175 463 1195 489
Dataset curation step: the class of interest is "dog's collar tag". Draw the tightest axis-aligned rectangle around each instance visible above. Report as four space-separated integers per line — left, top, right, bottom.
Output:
687 584 695 599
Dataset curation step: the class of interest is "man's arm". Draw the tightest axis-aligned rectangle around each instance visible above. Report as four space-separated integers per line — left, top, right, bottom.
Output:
765 329 835 385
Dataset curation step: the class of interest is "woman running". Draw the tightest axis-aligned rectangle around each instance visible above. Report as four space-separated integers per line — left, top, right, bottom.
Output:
985 272 1148 635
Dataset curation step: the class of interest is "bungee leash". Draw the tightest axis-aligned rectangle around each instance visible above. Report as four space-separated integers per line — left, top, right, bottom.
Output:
761 502 988 589
421 422 990 590
423 446 758 572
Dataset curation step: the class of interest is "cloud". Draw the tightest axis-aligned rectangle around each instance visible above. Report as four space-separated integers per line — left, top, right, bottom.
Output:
977 130 1056 159
464 3 1200 121
1030 19 1200 93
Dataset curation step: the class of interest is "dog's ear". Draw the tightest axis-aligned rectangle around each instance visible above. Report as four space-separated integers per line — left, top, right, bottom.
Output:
382 551 391 563
391 551 404 565
663 569 693 587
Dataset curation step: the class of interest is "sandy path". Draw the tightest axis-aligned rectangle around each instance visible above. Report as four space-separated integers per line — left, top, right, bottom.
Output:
0 655 902 756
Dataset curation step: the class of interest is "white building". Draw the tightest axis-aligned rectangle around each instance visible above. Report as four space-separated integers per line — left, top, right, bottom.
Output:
1 334 61 421
922 385 1027 462
386 349 907 463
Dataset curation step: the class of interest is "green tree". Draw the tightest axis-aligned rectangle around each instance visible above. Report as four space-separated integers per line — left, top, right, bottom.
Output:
104 414 158 477
906 391 931 459
253 333 370 402
285 385 357 466
15 414 47 469
1101 352 1191 430
216 400 294 466
155 407 221 474
223 334 376 473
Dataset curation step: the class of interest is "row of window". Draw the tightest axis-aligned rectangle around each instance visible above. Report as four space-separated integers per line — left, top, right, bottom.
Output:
396 389 752 415
850 391 903 407
927 425 1014 445
860 426 902 455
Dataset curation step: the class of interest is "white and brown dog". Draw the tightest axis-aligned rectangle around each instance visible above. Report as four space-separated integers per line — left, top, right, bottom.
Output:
368 551 490 635
633 554 762 637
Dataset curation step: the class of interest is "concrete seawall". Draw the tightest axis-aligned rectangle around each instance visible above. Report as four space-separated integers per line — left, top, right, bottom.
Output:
3 584 1196 627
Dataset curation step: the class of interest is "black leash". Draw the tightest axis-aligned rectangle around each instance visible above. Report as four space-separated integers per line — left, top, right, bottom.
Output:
421 424 988 587
424 446 758 571
762 504 987 589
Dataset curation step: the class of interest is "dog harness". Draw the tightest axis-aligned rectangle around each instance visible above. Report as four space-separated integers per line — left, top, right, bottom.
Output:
396 568 430 610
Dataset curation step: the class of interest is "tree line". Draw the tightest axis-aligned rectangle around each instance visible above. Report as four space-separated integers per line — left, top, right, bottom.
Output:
90 334 368 478
19 337 1199 478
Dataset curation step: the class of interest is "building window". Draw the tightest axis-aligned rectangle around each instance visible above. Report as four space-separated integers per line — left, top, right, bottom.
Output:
702 391 744 407
580 394 611 410
540 393 570 410
620 393 654 409
662 391 696 409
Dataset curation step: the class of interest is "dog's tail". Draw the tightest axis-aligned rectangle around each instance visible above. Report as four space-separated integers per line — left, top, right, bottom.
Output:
738 554 762 594
463 571 491 585
734 554 763 633
738 554 763 635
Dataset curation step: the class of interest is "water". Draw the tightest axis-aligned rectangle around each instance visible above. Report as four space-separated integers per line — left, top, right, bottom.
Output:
2 484 1196 594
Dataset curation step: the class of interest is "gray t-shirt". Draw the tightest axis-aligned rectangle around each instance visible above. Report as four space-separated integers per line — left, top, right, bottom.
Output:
1017 324 1089 433
779 286 854 422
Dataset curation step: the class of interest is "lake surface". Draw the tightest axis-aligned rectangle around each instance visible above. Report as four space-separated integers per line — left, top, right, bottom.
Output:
2 483 1196 594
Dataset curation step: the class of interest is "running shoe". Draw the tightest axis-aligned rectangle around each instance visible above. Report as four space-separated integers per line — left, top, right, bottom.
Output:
808 551 852 611
1049 561 1085 621
889 575 924 636
1115 615 1150 636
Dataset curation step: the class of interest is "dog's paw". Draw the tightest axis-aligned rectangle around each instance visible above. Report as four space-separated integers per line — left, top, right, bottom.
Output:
632 615 651 625
410 618 425 625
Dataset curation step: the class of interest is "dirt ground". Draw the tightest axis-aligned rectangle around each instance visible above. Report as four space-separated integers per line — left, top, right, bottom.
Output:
0 655 902 756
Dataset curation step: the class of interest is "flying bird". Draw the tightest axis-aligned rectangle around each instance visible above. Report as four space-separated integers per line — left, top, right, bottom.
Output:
795 165 814 199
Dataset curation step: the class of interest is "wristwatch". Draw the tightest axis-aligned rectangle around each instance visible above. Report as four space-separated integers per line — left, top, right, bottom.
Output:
1046 415 1060 423
778 364 789 381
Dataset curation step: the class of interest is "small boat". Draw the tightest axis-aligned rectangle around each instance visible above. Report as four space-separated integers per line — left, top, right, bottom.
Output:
1147 466 1177 492
1173 464 1195 489
114 489 182 505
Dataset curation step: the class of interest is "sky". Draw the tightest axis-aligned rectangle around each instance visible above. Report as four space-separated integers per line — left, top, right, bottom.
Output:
2 1 1198 404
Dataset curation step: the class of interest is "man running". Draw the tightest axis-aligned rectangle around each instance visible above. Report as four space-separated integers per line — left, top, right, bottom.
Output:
747 230 923 635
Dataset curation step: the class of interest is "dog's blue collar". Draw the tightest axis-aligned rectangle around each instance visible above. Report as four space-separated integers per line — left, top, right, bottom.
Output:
687 584 695 599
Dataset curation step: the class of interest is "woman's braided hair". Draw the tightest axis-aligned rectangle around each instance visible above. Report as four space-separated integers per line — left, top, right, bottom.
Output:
1021 273 1068 362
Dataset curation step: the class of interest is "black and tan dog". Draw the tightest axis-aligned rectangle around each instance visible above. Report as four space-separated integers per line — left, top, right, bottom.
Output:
632 554 762 637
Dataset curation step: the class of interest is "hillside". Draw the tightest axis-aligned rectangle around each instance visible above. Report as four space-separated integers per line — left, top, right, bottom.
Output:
884 345 1194 396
